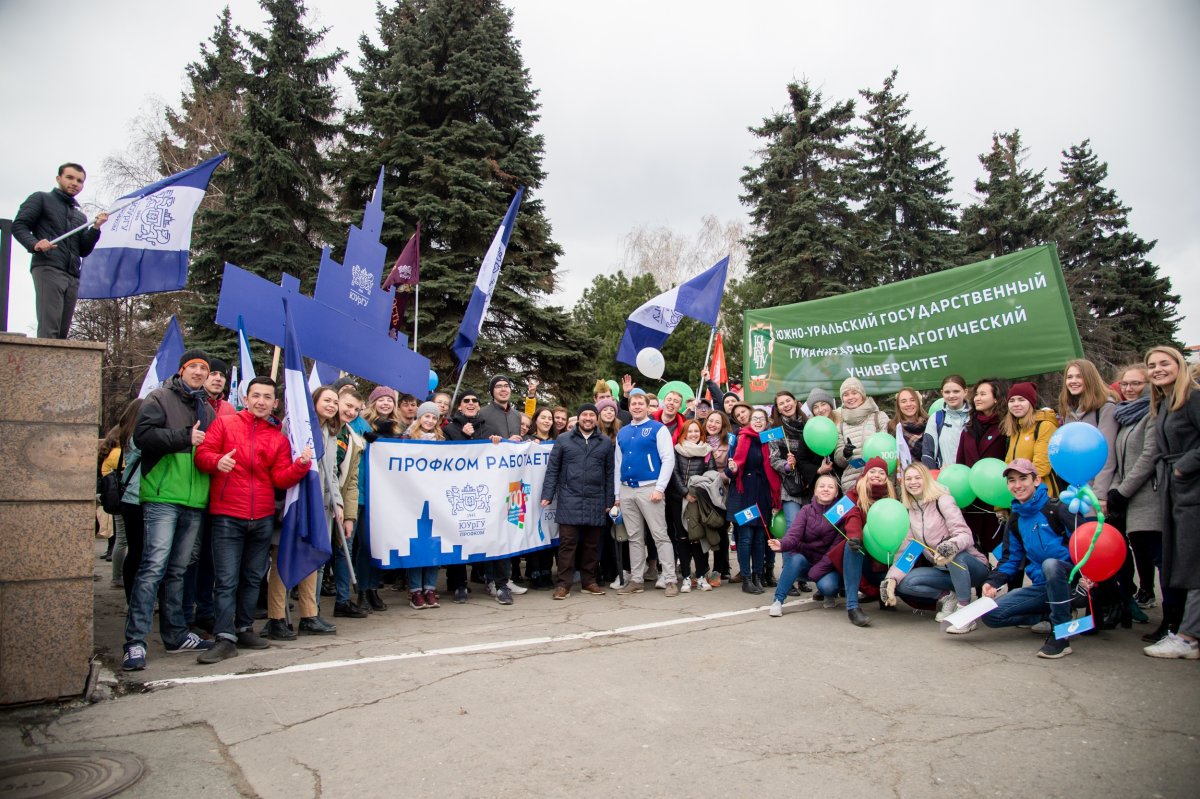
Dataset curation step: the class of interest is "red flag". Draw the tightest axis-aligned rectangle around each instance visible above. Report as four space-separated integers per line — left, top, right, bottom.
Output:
709 331 727 388
383 223 420 340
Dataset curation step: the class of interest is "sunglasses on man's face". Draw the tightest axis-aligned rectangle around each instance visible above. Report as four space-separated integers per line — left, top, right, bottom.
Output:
461 398 479 404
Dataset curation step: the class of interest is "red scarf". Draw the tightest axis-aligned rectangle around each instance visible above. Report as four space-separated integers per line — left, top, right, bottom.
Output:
730 426 782 511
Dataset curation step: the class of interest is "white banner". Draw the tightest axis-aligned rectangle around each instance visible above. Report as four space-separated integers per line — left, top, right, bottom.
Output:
366 439 558 568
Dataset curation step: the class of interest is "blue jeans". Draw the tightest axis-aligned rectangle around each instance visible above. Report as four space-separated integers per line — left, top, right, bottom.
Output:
897 554 990 605
332 522 354 603
125 503 203 650
485 558 512 585
182 514 214 623
352 505 381 590
407 566 439 591
734 523 765 580
774 551 839 604
982 558 1074 628
210 515 273 642
843 545 865 609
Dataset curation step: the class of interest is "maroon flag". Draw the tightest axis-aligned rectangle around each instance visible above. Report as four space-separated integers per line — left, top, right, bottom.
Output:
382 223 420 339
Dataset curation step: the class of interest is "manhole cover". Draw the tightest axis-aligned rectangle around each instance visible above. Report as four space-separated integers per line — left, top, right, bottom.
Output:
0 751 143 799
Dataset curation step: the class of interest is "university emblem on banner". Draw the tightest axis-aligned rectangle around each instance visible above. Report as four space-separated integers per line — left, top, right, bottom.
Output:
446 484 491 514
747 322 774 393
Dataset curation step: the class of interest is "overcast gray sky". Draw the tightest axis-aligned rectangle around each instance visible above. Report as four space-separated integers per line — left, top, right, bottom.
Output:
2 0 1197 348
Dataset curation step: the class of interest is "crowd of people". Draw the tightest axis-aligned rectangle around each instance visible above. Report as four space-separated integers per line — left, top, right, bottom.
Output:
98 346 1200 670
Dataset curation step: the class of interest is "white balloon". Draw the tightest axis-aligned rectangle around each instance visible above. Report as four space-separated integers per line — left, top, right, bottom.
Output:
636 347 665 380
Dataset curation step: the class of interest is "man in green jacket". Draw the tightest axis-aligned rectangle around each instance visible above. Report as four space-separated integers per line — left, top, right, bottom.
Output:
122 349 217 670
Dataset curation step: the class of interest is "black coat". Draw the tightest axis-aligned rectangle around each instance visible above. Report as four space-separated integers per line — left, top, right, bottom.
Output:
541 427 614 526
444 412 485 441
12 188 100 276
1154 391 1200 589
669 448 715 499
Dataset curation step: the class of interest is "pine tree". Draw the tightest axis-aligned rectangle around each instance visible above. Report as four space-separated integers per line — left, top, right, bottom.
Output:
1049 140 1180 369
857 69 961 282
338 0 587 396
185 0 344 359
740 81 864 306
959 129 1052 262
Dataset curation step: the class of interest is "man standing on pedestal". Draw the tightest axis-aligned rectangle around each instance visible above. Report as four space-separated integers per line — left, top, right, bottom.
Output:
11 163 108 338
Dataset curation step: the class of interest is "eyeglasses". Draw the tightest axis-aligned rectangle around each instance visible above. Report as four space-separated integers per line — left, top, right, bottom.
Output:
1118 381 1146 389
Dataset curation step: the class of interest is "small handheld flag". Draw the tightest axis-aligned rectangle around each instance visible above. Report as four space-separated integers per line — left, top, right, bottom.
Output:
733 505 762 526
709 331 727 388
892 540 925 576
138 316 185 398
1054 615 1095 640
761 426 785 443
823 495 855 526
80 153 226 299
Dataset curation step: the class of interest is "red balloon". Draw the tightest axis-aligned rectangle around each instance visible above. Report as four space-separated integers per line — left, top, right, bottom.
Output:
1068 522 1127 582
929 469 940 481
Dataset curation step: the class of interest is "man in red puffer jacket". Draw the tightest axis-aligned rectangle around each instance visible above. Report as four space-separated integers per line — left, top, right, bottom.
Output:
194 376 313 664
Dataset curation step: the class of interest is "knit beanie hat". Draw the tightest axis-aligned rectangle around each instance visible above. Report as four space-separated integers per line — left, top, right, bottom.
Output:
577 402 598 417
595 398 618 415
368 386 396 406
416 401 440 419
1007 382 1038 406
489 375 513 394
807 386 836 410
863 456 889 475
177 348 211 372
839 377 866 400
207 357 229 376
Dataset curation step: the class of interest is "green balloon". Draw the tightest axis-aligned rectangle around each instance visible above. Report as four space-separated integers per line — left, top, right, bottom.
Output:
863 498 909 562
770 511 788 539
803 416 839 457
658 380 695 403
969 457 1014 507
936 463 976 508
928 397 945 414
862 431 898 474
606 379 621 400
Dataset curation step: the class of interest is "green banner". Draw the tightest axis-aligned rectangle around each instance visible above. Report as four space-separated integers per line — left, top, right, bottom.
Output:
742 245 1083 402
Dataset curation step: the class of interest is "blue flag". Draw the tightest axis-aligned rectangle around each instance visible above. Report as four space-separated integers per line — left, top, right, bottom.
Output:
727 432 737 450
138 316 185 398
824 495 855 526
1054 614 1095 640
452 188 525 366
79 153 226 299
760 426 785 443
893 540 925 576
734 505 761 526
236 314 256 405
616 256 729 366
277 298 333 590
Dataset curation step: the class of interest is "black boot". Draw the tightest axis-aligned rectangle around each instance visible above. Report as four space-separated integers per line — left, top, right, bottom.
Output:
847 607 871 627
365 589 387 611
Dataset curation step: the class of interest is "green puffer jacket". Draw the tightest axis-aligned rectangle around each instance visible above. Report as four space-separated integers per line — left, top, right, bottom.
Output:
134 376 214 508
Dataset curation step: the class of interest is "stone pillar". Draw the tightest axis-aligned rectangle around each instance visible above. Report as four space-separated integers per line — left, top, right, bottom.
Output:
0 333 105 704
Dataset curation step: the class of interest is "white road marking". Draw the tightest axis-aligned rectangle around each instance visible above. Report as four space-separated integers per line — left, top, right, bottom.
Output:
146 598 812 687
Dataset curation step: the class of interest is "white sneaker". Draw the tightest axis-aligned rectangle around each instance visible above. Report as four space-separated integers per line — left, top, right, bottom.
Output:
944 620 977 635
486 582 498 597
655 574 667 590
1031 620 1052 634
697 575 712 591
1144 632 1200 659
679 577 691 593
934 593 959 622
769 601 783 617
610 570 630 590
506 580 528 595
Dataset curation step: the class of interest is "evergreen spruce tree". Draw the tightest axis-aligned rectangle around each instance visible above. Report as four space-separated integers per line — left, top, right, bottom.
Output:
1049 140 1180 369
740 81 864 306
857 69 961 282
185 0 344 359
959 129 1051 263
338 0 587 395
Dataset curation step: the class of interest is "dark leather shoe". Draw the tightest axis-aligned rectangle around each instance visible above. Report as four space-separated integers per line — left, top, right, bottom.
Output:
263 618 296 640
365 589 387 611
197 639 238 664
848 607 871 627
298 616 337 635
236 629 270 649
334 602 367 618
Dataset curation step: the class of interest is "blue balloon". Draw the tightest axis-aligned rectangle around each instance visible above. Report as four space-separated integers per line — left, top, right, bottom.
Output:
1048 423 1110 486
428 369 439 393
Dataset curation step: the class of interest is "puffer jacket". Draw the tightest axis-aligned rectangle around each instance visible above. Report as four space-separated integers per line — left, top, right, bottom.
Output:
887 493 987 583
1004 409 1059 496
669 441 715 499
12 188 101 276
778 498 840 563
134 376 215 508
195 409 309 520
541 427 614 526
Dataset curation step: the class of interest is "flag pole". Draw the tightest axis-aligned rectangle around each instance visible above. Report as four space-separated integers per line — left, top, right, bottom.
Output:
270 346 281 381
695 325 716 402
413 284 420 354
450 354 472 410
